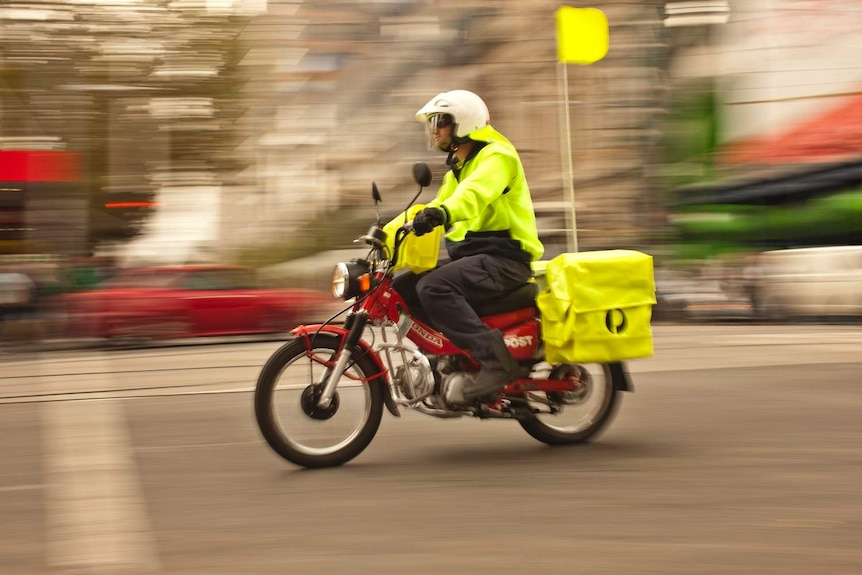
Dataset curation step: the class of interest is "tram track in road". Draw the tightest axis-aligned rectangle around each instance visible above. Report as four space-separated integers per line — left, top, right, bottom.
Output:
1 338 284 368
0 379 256 405
0 340 280 405
0 358 262 382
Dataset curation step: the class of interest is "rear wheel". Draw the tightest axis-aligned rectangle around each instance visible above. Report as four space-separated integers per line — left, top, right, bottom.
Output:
518 362 620 445
254 333 385 468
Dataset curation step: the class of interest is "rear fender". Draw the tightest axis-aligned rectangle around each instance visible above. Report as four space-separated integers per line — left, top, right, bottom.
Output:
290 324 400 416
608 362 633 392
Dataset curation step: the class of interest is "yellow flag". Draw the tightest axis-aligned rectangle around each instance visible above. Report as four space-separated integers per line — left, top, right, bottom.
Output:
556 6 609 65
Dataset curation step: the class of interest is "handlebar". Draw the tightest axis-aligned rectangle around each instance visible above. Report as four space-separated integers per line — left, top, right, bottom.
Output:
389 221 418 269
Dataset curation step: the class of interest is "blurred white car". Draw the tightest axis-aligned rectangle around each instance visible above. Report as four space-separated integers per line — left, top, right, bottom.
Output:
653 269 755 322
754 246 862 321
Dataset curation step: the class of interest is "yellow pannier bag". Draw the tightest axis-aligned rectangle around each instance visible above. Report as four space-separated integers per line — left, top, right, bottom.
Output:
383 204 443 274
535 250 656 364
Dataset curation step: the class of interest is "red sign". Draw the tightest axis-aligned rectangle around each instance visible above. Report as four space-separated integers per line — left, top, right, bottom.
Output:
0 150 81 182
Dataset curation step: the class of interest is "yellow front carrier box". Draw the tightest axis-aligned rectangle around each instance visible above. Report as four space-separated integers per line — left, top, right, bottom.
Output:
383 204 443 274
535 250 656 364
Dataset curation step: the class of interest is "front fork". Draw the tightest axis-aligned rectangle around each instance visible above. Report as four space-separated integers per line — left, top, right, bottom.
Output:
315 310 369 408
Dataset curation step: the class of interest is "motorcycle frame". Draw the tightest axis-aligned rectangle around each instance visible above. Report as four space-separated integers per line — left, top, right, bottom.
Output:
364 272 478 356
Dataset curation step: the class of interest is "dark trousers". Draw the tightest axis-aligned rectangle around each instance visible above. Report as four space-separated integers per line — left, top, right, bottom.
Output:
391 254 532 362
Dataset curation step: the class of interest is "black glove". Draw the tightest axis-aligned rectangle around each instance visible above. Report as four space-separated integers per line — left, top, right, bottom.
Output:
412 207 446 237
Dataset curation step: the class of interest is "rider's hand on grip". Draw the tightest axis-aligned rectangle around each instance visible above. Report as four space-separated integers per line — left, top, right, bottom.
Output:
412 207 445 237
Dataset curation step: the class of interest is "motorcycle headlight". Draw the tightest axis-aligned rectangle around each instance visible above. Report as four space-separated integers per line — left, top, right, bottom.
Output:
331 260 371 300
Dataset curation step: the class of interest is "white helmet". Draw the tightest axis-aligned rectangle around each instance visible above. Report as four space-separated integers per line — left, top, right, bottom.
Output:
415 89 490 143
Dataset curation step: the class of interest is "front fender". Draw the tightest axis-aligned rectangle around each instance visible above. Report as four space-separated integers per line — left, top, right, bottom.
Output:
290 324 400 417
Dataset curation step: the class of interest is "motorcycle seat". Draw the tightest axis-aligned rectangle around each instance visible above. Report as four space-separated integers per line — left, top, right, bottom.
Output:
473 282 538 317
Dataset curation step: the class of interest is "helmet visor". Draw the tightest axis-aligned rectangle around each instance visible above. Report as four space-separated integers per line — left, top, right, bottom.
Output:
429 113 454 130
424 113 454 150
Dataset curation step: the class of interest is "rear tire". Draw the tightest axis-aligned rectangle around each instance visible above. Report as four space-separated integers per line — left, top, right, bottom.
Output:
254 333 385 468
518 362 621 445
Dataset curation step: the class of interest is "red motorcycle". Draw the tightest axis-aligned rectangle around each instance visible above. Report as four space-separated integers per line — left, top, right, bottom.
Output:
254 163 633 468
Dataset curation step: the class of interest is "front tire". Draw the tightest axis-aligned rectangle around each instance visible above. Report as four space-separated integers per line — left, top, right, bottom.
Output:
254 333 385 468
518 362 621 445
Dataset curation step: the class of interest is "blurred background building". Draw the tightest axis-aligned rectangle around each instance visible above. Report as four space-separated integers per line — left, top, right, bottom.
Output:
2 0 862 274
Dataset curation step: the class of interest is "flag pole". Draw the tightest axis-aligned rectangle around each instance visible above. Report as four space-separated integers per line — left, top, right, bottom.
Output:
557 60 578 253
554 5 609 254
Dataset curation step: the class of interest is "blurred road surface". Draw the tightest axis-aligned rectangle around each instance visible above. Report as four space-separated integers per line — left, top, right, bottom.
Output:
1 324 861 574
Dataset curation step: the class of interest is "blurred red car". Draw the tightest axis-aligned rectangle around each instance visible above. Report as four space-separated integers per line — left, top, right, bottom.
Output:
61 264 336 341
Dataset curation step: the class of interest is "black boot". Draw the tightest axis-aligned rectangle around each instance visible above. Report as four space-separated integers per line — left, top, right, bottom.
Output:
460 336 521 403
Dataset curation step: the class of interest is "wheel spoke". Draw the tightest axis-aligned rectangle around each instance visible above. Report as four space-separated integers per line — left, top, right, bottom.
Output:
534 364 609 432
269 344 373 457
519 362 619 444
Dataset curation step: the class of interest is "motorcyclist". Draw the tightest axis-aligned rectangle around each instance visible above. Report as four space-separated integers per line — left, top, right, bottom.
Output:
393 89 544 405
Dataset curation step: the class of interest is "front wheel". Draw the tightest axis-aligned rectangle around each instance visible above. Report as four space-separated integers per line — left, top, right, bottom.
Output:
518 362 621 445
254 333 385 468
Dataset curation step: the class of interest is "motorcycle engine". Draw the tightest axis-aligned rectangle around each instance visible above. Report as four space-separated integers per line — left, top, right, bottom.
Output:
440 370 478 406
393 350 435 401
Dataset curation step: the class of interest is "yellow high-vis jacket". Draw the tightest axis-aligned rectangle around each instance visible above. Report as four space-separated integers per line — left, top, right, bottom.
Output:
427 125 544 263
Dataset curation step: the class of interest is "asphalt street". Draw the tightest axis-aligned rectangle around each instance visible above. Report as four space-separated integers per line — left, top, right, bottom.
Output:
1 324 861 575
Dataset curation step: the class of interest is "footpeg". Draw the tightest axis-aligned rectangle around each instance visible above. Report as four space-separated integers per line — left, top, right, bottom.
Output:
476 397 513 419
